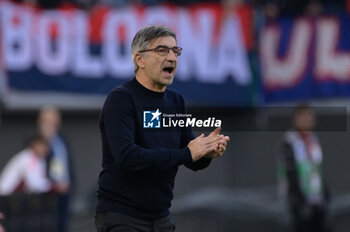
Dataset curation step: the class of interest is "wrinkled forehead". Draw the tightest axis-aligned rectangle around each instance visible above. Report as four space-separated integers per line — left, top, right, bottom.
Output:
149 36 177 48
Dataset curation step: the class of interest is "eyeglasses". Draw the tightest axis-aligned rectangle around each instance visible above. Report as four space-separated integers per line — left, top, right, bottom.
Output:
139 45 182 57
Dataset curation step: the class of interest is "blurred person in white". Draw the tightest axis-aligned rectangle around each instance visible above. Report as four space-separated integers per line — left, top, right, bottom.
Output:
278 104 331 232
0 134 51 195
38 106 74 232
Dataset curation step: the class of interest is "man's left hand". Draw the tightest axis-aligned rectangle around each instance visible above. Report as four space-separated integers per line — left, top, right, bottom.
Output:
203 127 230 158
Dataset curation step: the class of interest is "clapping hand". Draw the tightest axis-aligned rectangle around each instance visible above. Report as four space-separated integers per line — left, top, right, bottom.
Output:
204 127 230 158
188 127 230 161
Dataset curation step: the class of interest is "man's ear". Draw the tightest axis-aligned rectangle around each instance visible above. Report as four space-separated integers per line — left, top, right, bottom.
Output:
135 53 145 69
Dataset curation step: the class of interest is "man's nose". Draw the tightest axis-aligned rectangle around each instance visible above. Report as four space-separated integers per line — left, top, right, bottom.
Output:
166 49 177 61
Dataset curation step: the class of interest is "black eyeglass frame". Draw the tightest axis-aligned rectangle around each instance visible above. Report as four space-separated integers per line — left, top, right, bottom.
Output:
139 45 183 56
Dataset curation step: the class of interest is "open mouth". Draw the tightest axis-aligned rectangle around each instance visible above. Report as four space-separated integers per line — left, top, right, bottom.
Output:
163 67 174 74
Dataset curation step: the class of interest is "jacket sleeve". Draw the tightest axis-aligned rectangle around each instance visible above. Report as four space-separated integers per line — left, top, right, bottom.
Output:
0 153 25 195
178 98 212 171
102 91 193 173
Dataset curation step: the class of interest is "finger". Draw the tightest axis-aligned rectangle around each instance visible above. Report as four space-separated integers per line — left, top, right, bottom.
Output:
208 138 222 148
220 140 227 147
213 146 219 153
203 135 221 145
212 143 219 151
197 133 205 139
218 144 226 152
215 143 226 153
218 143 225 149
217 147 225 155
218 135 229 142
208 127 221 137
207 143 219 153
212 127 221 135
216 139 227 145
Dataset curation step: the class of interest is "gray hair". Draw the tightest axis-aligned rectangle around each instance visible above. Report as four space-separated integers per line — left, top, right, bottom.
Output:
131 25 177 73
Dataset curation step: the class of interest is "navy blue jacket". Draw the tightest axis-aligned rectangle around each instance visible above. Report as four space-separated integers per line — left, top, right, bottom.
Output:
96 78 211 220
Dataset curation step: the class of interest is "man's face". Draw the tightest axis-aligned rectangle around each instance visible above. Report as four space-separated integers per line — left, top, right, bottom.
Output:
39 110 60 139
32 141 49 158
294 109 315 132
142 36 178 89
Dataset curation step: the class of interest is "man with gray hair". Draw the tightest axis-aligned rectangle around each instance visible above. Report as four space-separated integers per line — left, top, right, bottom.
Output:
95 25 230 232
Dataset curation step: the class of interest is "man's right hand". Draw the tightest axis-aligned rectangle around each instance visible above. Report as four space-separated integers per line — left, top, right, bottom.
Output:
187 133 221 161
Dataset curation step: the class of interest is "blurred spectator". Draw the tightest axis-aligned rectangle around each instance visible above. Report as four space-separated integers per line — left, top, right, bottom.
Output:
0 134 51 195
305 0 323 16
278 104 331 232
222 0 244 9
263 1 280 20
0 212 4 232
38 106 74 232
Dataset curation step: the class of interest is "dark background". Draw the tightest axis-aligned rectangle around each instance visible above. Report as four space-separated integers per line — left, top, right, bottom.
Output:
1 109 350 232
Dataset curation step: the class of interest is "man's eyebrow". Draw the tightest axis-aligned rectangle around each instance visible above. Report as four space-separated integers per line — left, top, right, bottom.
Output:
157 45 178 47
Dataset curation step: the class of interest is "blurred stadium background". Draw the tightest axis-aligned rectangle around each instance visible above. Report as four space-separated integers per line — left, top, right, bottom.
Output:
1 0 350 231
